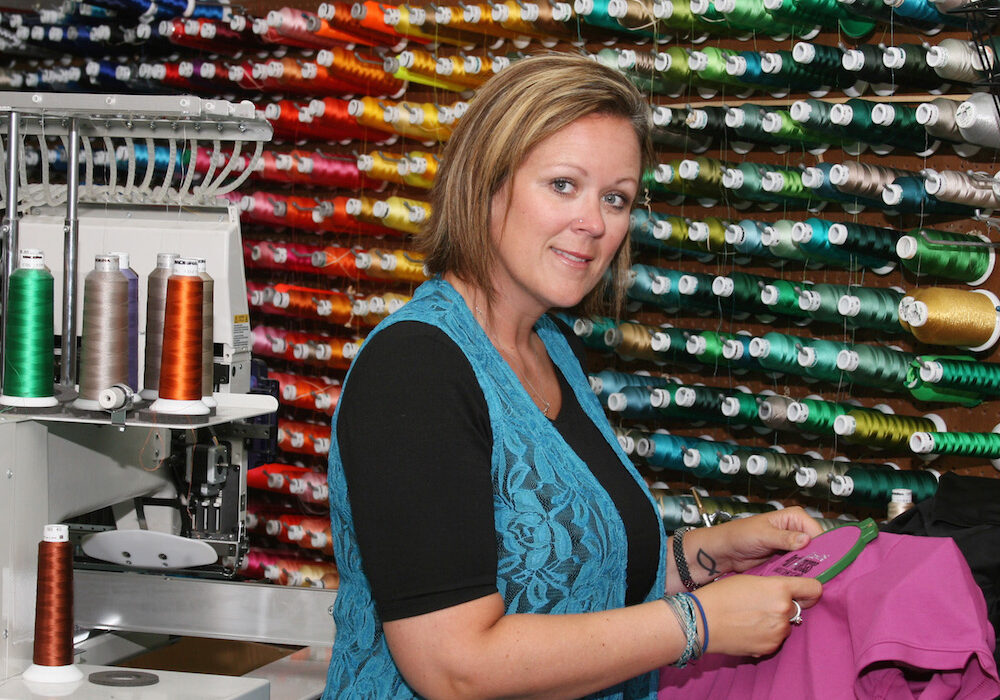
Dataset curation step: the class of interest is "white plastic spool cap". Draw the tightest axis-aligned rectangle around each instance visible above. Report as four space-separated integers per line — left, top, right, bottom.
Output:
905 300 929 327
882 183 902 205
686 335 708 355
745 455 767 475
792 42 816 63
724 108 746 128
712 276 735 297
761 172 784 192
791 220 813 242
830 474 854 497
834 414 857 435
795 467 819 488
955 100 976 129
909 432 936 454
675 387 696 407
652 106 672 126
828 163 850 185
726 56 747 76
748 337 770 358
43 524 69 543
919 360 945 383
688 51 708 71
722 339 744 360
677 275 698 295
650 388 670 408
722 169 744 189
789 100 812 122
617 49 638 69
799 290 822 312
827 223 848 245
842 49 865 71
891 487 914 503
760 52 782 73
882 46 905 69
798 346 819 370
915 102 939 125
606 0 628 17
895 235 920 261
923 170 944 195
687 222 709 242
719 454 741 474
871 104 895 126
725 223 746 243
760 285 780 306
651 330 675 352
760 227 778 246
678 159 700 180
606 392 627 412
838 294 862 317
925 46 948 68
786 401 808 423
837 349 860 371
761 112 782 133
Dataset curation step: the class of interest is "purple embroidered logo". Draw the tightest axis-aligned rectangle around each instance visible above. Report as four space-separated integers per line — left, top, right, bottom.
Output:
773 551 829 577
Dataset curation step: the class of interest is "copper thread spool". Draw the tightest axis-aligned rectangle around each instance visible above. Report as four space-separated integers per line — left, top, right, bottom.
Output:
23 524 83 683
150 259 208 415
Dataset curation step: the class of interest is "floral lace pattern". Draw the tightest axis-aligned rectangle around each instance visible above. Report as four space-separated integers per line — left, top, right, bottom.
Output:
324 277 666 699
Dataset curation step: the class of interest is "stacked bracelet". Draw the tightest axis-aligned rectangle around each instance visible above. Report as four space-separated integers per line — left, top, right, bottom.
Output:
662 593 704 668
672 526 700 592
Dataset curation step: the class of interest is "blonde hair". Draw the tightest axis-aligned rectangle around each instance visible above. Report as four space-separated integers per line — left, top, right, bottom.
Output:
419 53 654 315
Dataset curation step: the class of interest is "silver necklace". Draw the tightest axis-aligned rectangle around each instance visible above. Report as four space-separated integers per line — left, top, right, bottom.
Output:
475 304 552 417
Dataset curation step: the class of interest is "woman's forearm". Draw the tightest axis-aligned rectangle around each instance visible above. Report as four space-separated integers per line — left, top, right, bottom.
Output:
385 593 693 700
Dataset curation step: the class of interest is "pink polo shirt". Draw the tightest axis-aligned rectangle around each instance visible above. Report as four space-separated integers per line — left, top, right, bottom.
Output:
659 532 999 699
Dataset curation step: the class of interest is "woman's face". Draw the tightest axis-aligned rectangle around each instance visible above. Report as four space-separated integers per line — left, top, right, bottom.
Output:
488 113 641 317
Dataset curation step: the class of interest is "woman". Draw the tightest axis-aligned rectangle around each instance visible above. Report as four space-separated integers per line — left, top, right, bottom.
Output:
324 53 824 699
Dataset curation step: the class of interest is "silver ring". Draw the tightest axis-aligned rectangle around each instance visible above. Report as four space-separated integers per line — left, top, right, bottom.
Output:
789 600 803 625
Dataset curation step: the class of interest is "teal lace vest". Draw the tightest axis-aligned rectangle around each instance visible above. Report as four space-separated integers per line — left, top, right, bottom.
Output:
324 277 667 699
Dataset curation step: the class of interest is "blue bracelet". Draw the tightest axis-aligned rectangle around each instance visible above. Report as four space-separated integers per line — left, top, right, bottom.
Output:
685 592 709 656
662 593 701 667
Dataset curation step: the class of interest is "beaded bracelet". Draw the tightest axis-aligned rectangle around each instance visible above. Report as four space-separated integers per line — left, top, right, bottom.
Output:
673 526 700 592
662 593 703 668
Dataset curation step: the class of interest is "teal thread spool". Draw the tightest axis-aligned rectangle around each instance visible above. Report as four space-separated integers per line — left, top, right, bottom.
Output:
721 164 785 210
796 337 852 383
637 431 702 471
791 42 865 93
828 97 890 146
760 50 826 94
0 249 58 408
720 335 759 370
724 103 785 152
883 0 961 30
837 344 913 391
713 271 779 317
882 176 977 217
630 209 680 258
830 467 938 506
652 489 695 532
644 163 684 202
627 263 683 310
827 221 903 266
682 437 739 481
725 219 774 258
725 54 786 97
672 384 727 420
677 270 723 311
760 278 814 321
572 316 622 352
589 368 672 402
791 217 891 272
749 332 803 374
685 330 744 368
837 286 905 331
797 283 851 325
870 102 935 155
649 326 695 364
652 107 713 153
720 389 766 428
607 384 671 421
896 229 995 285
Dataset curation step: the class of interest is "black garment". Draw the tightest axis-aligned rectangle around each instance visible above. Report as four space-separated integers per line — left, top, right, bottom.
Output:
337 319 661 622
882 471 1000 663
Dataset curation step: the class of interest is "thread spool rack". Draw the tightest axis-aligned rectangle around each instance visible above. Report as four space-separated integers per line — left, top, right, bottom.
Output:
4 0 1000 680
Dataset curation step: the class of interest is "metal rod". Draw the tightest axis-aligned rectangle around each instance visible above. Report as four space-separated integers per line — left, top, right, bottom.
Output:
60 118 81 390
0 109 20 389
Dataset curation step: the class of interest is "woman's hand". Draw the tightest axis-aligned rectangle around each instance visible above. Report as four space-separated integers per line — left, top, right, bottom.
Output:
683 506 825 581
695 573 823 657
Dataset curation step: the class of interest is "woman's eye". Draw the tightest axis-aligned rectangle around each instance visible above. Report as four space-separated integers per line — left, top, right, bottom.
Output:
605 192 629 209
552 179 573 193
